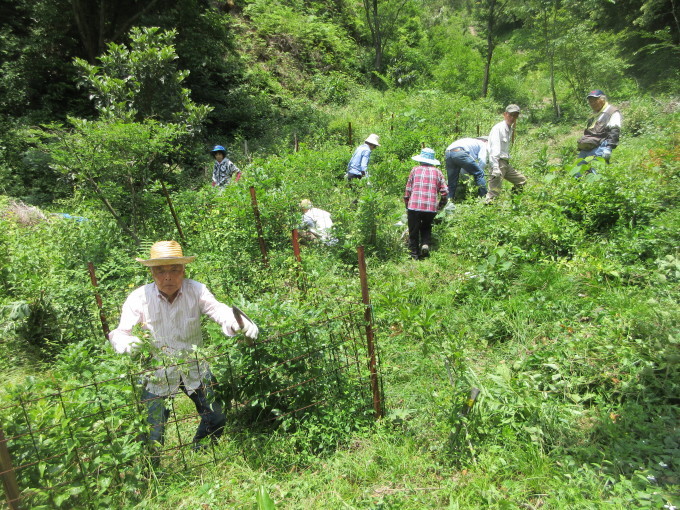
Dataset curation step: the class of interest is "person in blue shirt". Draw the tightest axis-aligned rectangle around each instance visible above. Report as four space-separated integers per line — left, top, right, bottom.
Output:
444 136 489 200
346 133 380 181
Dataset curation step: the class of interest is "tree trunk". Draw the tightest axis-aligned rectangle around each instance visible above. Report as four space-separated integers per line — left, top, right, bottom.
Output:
374 0 383 72
481 0 497 98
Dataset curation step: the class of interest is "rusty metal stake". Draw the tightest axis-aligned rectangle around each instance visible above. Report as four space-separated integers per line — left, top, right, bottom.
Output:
160 180 185 243
357 246 383 419
292 229 302 263
0 426 20 510
87 262 110 338
291 229 308 296
249 186 269 267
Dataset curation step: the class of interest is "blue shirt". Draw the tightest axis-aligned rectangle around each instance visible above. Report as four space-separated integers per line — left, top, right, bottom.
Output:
347 143 372 177
446 138 488 171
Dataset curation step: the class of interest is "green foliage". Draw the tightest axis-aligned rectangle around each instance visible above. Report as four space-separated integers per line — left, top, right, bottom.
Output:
1 4 680 506
553 20 632 101
244 0 357 75
429 23 485 98
74 26 212 127
47 119 185 242
1 348 149 509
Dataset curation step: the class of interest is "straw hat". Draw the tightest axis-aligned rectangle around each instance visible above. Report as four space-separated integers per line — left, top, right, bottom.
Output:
364 133 381 146
412 147 440 166
136 241 196 266
299 199 313 211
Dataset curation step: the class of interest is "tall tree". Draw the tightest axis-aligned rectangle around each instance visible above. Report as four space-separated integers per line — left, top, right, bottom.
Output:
473 0 517 98
49 27 212 242
362 0 412 77
518 0 571 117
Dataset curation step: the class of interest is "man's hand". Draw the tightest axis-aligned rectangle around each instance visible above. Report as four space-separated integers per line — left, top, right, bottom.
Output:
236 317 259 340
438 197 448 210
232 306 259 341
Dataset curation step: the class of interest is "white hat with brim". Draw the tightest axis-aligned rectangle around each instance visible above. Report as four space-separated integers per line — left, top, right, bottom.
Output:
412 148 440 166
136 240 196 266
364 133 381 146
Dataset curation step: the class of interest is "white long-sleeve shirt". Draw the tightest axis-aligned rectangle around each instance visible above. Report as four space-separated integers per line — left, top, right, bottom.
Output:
109 279 239 396
488 120 514 172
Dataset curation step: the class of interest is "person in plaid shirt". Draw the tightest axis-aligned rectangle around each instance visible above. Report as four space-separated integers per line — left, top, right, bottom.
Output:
404 148 448 260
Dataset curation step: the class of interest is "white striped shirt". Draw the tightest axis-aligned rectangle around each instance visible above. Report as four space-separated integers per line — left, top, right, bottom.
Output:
109 279 238 395
488 119 514 172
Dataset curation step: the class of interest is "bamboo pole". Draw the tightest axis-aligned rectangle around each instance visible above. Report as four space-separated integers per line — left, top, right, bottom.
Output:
160 181 185 243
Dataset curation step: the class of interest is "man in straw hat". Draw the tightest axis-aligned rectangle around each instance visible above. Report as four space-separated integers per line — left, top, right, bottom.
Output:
109 240 259 456
404 148 448 260
485 104 527 203
346 133 380 181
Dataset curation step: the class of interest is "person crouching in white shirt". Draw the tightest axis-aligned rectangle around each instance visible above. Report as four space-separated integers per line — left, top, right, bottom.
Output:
108 240 259 459
299 199 338 246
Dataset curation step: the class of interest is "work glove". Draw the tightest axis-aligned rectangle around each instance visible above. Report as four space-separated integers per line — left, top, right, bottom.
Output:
438 197 448 210
233 316 259 340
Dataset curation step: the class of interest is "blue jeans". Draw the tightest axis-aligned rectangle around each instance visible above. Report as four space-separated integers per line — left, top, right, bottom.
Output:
577 144 612 173
445 150 487 199
142 373 226 447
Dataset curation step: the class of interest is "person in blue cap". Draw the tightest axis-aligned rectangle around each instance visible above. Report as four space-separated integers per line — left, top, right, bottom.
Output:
210 145 241 187
576 90 622 172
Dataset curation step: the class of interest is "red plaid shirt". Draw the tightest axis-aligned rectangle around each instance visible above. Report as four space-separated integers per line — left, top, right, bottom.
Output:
404 165 448 212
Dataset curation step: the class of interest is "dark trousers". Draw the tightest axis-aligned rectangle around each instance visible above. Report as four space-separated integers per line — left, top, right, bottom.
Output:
445 150 488 199
407 209 437 258
142 374 226 447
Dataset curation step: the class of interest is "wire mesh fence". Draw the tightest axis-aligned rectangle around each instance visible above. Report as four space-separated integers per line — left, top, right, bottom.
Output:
0 303 381 509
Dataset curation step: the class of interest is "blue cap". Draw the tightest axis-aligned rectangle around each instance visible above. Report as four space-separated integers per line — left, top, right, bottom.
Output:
210 145 226 153
587 89 605 98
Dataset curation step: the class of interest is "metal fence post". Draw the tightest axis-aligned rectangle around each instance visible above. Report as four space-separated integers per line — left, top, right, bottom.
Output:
0 426 20 510
291 229 302 264
249 186 269 267
357 246 383 419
